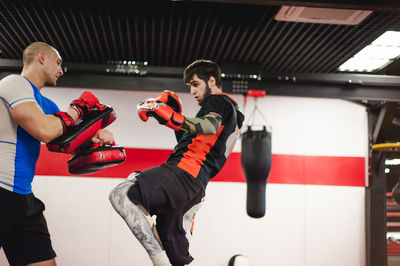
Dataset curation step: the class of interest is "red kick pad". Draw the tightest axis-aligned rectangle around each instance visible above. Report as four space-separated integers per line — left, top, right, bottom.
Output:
68 146 126 175
47 105 116 153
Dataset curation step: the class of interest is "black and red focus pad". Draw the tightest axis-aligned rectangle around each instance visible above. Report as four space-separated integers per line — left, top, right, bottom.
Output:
47 105 116 153
68 145 126 175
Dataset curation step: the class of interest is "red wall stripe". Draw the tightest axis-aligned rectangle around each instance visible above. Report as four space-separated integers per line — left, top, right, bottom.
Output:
37 145 366 187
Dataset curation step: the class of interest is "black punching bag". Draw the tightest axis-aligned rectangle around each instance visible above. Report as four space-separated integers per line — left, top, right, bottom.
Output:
241 126 272 218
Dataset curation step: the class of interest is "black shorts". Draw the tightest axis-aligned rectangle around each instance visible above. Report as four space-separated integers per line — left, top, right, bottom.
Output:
136 163 205 265
0 187 56 265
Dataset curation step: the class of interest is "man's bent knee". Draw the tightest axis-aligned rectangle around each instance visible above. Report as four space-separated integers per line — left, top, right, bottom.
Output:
108 172 140 211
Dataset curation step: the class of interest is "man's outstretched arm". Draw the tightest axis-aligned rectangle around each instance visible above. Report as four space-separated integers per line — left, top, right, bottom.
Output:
181 114 221 135
138 99 222 135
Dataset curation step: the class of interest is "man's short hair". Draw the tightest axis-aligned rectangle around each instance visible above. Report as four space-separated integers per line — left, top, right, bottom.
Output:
184 59 222 88
22 42 55 66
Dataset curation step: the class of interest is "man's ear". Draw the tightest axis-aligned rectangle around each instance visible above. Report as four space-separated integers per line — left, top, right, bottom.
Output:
38 52 45 64
208 76 216 87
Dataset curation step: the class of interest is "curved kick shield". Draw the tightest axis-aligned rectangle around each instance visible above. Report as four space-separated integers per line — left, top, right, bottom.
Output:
47 105 116 153
68 145 126 175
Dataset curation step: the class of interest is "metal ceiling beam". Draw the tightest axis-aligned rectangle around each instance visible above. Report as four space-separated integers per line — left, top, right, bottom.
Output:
2 59 400 101
227 80 400 102
186 0 400 12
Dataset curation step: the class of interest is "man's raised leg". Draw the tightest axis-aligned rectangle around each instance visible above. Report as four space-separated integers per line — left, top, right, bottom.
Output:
109 172 171 266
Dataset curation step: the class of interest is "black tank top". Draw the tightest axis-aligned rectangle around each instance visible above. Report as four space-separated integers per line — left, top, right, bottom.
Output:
167 93 245 189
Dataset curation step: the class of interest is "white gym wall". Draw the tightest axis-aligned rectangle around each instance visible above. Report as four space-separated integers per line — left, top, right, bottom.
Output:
0 87 367 266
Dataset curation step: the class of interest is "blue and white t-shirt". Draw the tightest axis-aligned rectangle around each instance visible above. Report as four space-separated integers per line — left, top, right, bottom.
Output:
0 74 59 194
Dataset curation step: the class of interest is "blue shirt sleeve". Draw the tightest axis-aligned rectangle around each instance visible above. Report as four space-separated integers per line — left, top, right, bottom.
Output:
41 96 60 115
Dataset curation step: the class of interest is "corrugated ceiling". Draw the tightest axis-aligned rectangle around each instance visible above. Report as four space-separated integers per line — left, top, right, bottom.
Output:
1 0 400 75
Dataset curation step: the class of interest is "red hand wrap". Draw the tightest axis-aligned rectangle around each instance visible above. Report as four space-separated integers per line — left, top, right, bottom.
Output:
54 111 75 134
70 91 99 119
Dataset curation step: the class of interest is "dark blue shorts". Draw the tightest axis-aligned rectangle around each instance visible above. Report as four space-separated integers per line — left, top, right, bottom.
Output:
136 163 205 265
0 187 56 265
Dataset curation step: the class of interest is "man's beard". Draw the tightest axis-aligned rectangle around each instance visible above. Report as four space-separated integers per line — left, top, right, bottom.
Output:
199 83 212 106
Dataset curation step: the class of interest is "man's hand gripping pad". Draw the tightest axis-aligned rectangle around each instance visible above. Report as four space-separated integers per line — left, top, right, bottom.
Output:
46 104 116 153
68 143 127 175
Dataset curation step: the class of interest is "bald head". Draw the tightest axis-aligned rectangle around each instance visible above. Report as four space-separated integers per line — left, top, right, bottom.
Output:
21 42 64 88
22 42 57 66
